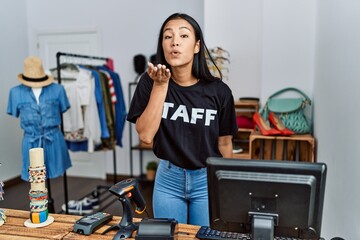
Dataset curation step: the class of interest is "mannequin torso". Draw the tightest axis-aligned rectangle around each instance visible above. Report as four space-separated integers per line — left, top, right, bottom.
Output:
32 87 42 105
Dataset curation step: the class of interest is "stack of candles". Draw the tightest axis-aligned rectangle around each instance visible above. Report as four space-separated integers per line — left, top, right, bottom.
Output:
28 148 49 224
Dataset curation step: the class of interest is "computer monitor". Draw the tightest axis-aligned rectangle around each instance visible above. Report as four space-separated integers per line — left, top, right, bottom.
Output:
207 157 327 239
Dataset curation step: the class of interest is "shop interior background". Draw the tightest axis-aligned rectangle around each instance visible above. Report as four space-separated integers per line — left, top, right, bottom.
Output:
0 0 359 239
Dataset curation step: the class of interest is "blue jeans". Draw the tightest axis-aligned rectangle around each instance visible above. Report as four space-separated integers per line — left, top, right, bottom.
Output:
153 160 209 226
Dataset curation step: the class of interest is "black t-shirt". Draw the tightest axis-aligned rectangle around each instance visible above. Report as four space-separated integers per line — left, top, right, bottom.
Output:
127 73 238 170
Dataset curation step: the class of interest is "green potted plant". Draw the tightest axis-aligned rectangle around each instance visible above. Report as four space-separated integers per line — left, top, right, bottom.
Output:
146 160 158 181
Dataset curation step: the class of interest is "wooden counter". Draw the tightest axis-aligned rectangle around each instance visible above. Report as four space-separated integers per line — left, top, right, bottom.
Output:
0 208 201 239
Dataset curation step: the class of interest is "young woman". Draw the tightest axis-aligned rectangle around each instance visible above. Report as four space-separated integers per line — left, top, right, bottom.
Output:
127 13 237 226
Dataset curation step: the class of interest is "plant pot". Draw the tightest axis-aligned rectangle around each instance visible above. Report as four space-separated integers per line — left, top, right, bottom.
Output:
146 170 156 181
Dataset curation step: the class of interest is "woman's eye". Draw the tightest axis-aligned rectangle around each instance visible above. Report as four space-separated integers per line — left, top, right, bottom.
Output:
181 34 189 38
164 35 172 39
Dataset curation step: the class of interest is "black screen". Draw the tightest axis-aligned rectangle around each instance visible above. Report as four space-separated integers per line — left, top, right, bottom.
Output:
207 158 327 239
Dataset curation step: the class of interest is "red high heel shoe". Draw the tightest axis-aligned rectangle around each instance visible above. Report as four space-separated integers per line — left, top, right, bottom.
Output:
268 112 295 136
253 112 281 136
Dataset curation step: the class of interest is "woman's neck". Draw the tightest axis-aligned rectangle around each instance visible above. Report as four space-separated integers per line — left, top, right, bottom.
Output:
171 68 198 87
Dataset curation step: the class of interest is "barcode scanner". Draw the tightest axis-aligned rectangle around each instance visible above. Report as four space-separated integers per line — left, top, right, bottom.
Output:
109 178 146 214
103 178 147 239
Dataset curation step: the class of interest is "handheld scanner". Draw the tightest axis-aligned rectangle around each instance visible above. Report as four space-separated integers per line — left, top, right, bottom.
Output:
109 178 146 214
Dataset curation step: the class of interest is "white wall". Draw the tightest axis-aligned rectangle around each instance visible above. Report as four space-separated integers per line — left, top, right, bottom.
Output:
314 0 360 238
204 0 263 100
0 1 28 181
261 0 316 103
204 0 316 104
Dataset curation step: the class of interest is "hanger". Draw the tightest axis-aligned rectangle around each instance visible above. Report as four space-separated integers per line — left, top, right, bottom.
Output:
59 63 79 72
49 62 78 81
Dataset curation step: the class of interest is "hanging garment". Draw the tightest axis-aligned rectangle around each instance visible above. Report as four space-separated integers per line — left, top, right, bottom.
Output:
58 66 101 152
7 83 72 180
97 66 127 147
80 66 109 139
96 69 116 149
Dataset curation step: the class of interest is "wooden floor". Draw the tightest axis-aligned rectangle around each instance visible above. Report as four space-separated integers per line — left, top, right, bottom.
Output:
0 175 154 219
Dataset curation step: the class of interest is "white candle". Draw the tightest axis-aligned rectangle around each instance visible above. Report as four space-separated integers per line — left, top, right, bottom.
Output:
29 148 44 168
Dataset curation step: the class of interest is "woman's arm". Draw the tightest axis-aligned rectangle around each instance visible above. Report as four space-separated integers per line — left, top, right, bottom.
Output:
136 63 171 144
218 135 233 158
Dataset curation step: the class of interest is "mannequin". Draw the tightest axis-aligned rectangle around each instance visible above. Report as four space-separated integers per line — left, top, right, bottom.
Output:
7 56 72 212
32 87 42 105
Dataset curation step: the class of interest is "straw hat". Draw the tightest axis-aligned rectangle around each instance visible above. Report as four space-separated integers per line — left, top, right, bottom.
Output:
18 56 53 87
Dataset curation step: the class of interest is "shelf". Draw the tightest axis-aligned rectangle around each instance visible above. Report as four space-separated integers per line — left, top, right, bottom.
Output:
233 152 251 159
238 128 254 133
249 132 315 162
231 100 259 161
234 100 259 108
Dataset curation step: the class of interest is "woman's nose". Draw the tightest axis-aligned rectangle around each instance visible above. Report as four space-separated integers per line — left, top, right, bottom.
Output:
172 38 179 46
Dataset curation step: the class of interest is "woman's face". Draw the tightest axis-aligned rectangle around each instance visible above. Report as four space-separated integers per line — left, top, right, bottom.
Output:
162 18 200 69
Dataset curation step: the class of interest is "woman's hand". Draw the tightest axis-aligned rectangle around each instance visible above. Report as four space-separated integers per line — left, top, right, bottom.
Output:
136 63 171 144
147 62 171 84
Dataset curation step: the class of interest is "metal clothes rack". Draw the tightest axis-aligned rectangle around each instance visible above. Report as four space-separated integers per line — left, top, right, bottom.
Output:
56 52 118 214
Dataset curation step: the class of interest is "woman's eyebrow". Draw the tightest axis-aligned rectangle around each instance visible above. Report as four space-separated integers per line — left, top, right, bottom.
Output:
163 26 191 33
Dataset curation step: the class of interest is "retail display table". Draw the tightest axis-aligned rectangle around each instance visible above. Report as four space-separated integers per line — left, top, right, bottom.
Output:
0 208 201 239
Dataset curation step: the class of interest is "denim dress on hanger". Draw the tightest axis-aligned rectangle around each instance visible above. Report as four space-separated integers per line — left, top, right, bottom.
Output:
7 83 72 181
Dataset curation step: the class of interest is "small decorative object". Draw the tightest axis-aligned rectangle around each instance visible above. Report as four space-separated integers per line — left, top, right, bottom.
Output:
260 87 312 134
0 162 6 227
24 148 54 228
206 46 230 80
146 161 158 181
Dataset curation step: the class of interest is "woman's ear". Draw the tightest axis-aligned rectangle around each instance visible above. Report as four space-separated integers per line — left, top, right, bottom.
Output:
194 40 200 54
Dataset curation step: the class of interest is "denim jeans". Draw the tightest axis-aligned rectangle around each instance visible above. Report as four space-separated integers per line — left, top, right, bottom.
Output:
153 159 209 226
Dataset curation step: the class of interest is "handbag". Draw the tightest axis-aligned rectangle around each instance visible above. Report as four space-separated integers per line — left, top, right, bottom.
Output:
260 87 312 134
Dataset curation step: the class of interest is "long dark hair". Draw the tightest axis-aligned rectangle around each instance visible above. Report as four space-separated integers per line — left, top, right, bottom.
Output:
155 13 222 82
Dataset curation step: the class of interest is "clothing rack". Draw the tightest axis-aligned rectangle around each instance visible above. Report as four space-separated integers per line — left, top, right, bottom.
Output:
56 52 118 214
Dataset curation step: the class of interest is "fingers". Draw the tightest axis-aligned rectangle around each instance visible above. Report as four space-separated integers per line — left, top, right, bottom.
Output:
147 62 155 75
147 63 171 82
158 64 169 77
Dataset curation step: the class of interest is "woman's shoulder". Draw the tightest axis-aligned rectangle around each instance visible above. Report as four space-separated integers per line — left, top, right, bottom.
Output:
138 72 152 82
137 72 154 87
204 77 232 92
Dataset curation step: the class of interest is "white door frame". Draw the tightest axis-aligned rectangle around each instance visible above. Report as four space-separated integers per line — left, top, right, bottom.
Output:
36 29 107 179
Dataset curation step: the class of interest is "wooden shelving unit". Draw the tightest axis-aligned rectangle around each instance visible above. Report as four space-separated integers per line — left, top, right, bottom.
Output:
232 100 259 159
249 133 315 162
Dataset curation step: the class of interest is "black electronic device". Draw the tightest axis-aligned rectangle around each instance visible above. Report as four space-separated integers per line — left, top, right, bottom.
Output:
135 218 178 240
108 178 146 214
102 178 146 240
73 212 113 235
206 157 327 240
196 226 251 239
195 226 327 240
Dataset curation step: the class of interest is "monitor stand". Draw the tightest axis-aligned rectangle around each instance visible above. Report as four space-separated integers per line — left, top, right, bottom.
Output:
250 212 278 240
